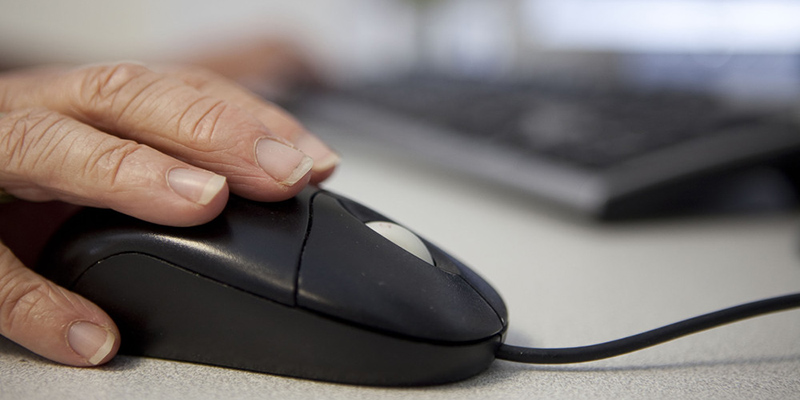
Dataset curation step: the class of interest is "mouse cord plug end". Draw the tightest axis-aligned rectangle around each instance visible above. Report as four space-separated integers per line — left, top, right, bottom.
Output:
495 292 800 364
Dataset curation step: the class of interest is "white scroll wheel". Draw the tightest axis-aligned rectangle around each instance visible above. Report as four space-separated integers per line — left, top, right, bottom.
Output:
366 221 435 266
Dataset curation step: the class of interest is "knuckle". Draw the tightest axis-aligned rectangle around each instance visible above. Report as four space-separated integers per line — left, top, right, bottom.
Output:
80 138 145 190
0 250 54 334
0 107 148 196
78 62 149 101
178 98 230 147
0 108 73 172
0 282 50 335
77 62 160 119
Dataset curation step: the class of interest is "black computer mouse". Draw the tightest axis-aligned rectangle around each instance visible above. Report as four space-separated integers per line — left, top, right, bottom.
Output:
36 187 508 386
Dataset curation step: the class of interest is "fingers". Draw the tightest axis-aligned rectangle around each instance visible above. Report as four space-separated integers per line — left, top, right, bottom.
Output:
0 109 228 227
0 63 337 201
0 243 119 366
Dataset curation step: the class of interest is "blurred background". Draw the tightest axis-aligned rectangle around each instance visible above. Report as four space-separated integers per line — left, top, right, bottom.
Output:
3 0 800 218
3 0 800 96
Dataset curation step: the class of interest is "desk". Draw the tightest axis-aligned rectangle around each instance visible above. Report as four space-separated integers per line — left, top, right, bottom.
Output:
2 126 799 400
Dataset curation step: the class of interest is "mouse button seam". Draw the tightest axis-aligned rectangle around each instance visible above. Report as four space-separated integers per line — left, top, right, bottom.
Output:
448 274 509 337
421 242 499 306
442 254 509 328
67 251 152 290
293 189 322 307
467 284 508 330
422 243 461 276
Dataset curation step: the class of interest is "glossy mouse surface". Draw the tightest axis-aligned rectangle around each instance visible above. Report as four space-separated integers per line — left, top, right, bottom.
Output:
37 187 507 386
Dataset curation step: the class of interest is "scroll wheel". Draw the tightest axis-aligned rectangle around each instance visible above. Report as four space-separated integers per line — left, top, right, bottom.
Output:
366 221 435 266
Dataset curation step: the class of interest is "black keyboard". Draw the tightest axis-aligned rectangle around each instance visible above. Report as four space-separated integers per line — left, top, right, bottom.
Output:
290 76 800 219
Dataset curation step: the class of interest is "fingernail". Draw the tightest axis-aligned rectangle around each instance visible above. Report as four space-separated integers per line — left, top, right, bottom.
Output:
256 137 314 186
294 133 341 172
168 168 227 205
68 321 116 365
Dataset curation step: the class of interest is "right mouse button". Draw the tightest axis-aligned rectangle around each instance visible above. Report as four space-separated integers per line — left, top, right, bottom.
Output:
297 193 505 343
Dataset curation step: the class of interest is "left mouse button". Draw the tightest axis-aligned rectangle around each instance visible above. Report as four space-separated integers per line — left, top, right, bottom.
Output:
366 221 435 265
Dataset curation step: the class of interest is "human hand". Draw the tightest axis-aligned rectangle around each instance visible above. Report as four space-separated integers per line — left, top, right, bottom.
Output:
0 62 339 367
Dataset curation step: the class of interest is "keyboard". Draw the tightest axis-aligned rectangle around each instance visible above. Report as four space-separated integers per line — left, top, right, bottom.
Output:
288 76 800 219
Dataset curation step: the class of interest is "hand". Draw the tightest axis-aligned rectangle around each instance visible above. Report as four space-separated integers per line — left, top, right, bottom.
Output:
0 62 339 366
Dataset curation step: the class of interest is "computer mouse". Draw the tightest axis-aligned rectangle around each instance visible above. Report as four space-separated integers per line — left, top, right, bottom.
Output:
36 186 508 386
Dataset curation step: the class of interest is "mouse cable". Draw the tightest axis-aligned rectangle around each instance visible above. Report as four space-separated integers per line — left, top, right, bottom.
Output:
495 292 800 364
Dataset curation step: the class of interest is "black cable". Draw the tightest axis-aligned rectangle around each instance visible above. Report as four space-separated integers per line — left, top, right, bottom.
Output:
496 292 800 364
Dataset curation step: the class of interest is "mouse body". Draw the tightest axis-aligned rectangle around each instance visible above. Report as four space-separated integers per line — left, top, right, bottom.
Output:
37 187 507 386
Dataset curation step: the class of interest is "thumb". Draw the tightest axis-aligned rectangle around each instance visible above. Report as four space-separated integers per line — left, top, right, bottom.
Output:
0 243 119 366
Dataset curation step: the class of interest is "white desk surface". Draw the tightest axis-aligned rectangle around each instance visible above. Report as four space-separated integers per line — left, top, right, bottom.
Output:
3 129 800 400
